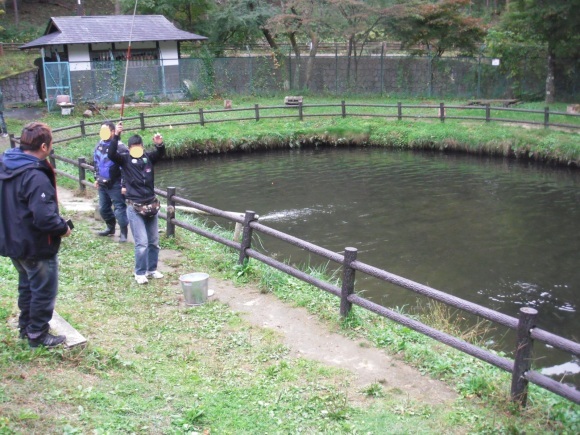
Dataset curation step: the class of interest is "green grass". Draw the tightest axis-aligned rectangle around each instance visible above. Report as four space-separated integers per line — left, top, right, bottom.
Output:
1 213 578 433
16 97 577 172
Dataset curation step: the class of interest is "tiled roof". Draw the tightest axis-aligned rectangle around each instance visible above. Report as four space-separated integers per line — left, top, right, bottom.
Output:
20 15 207 49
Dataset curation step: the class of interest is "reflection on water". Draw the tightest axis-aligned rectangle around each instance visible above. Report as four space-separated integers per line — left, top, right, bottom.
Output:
156 148 580 386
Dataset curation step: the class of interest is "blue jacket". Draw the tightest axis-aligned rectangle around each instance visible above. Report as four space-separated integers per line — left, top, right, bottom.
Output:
0 148 69 259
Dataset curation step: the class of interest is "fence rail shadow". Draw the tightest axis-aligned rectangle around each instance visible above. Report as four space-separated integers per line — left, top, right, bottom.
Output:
41 149 580 408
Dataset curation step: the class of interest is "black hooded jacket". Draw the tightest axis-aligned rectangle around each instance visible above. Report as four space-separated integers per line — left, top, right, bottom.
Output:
0 148 69 259
107 133 165 203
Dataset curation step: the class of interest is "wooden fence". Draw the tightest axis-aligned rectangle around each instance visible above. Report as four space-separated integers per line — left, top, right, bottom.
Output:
7 101 579 150
33 150 580 408
6 102 580 406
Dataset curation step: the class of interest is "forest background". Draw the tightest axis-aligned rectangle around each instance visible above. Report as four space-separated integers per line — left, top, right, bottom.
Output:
0 0 579 104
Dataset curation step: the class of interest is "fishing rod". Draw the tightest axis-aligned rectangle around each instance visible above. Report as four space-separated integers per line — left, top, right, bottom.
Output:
120 0 139 119
99 0 139 141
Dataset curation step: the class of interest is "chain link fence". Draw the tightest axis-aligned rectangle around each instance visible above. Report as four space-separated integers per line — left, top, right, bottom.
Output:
60 49 578 105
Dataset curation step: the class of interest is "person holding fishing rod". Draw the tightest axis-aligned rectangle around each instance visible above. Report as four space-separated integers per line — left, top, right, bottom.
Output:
107 122 166 284
94 121 129 242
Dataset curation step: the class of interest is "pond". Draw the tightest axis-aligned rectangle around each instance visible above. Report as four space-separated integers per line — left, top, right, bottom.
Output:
156 147 580 387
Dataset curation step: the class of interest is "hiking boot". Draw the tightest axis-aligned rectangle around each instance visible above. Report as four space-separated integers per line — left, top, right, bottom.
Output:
146 270 164 279
98 219 116 236
135 274 149 284
119 226 128 243
28 332 66 348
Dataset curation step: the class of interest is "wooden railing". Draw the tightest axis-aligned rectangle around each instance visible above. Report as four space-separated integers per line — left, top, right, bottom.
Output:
8 101 579 150
40 151 580 408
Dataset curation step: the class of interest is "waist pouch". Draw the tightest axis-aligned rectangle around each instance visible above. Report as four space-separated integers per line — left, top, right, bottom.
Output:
131 197 160 217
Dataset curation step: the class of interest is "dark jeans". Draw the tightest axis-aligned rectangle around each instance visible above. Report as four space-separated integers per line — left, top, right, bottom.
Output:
11 256 59 339
98 182 128 227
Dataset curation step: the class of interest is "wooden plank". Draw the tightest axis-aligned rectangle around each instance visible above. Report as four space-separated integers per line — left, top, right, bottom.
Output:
49 311 87 348
467 99 518 107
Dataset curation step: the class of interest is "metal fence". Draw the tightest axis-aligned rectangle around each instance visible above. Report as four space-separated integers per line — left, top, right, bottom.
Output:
56 51 578 105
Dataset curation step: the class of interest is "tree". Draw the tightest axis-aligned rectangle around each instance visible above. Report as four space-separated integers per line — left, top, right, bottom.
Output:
497 0 580 103
385 0 486 95
198 0 278 54
267 0 333 88
387 0 486 58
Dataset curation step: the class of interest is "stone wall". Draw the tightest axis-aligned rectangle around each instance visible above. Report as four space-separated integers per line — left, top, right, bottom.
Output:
0 69 41 105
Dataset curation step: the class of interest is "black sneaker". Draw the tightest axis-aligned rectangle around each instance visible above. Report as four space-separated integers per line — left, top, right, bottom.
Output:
28 332 66 348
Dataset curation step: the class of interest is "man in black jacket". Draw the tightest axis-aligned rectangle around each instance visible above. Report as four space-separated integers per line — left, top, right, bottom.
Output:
0 122 72 347
108 123 165 284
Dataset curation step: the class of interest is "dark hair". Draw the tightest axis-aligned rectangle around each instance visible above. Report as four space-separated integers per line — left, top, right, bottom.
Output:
128 134 143 147
19 122 52 151
102 121 115 131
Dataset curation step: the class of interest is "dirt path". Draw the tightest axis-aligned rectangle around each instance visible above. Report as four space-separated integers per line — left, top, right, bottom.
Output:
59 187 457 406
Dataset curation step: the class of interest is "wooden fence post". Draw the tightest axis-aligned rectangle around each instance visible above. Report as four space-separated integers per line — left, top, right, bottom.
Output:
199 108 205 126
397 102 402 121
511 307 538 407
298 102 303 121
49 149 56 168
340 247 357 317
439 102 445 122
80 120 86 137
341 100 346 118
166 186 176 237
239 210 256 265
9 134 16 149
140 112 146 130
77 157 86 192
544 107 549 129
485 104 491 122
255 104 260 122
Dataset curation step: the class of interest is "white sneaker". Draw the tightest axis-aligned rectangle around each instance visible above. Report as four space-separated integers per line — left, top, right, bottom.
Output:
134 274 149 284
1 133 8 138
146 270 164 279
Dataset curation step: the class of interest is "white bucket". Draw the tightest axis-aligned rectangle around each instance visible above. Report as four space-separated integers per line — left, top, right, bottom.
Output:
179 273 209 306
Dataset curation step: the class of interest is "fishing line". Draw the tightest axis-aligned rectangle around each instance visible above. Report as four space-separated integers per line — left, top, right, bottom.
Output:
99 0 138 140
120 0 139 119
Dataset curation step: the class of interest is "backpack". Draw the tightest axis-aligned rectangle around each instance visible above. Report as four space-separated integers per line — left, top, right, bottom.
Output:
94 141 115 186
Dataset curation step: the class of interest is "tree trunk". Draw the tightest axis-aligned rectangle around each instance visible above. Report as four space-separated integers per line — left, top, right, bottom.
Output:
12 0 19 27
289 33 301 90
305 33 319 89
115 0 121 15
262 28 278 50
545 51 555 104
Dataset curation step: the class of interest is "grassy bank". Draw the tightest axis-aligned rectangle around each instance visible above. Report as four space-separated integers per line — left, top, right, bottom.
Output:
1 211 578 433
30 97 579 168
1 98 578 431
